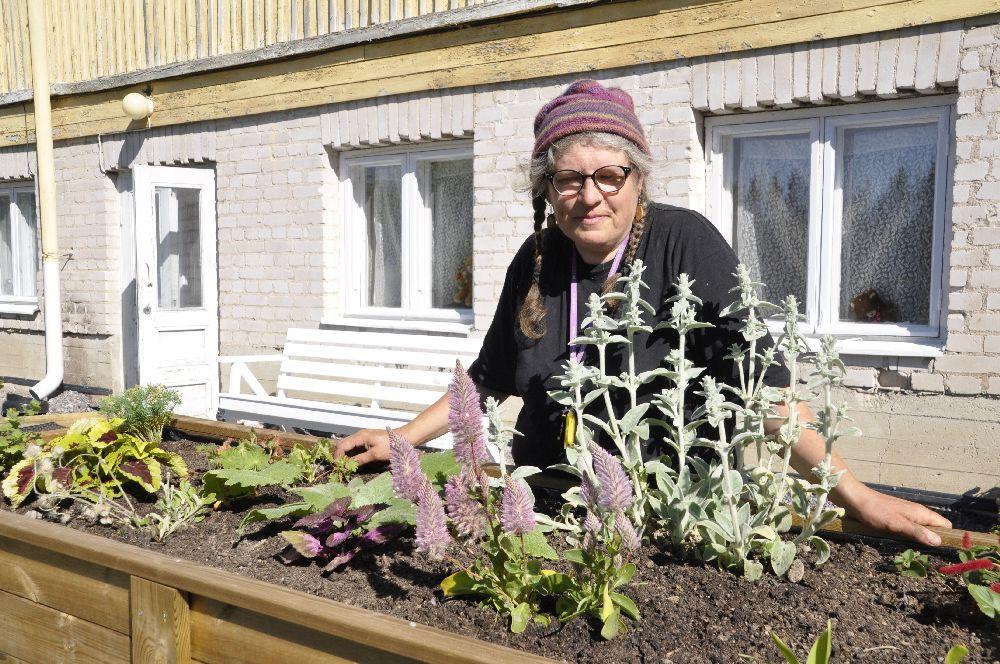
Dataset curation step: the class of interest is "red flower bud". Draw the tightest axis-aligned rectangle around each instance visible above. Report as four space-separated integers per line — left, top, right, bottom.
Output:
990 582 1000 594
962 531 972 549
938 558 995 575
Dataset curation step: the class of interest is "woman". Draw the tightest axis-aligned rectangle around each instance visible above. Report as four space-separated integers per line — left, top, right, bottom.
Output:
336 79 950 546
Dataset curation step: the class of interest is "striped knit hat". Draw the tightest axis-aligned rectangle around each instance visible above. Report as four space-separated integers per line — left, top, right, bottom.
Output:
532 79 651 157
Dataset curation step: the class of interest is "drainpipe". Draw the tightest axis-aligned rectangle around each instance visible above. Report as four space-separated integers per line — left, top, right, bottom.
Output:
26 0 63 401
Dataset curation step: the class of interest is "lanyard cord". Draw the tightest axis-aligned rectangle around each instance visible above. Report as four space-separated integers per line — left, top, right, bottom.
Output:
568 233 630 362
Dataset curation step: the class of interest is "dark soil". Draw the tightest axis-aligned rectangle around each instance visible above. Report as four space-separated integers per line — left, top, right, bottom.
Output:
11 437 1000 663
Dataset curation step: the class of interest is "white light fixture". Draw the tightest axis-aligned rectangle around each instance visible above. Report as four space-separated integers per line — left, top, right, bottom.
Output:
122 92 154 121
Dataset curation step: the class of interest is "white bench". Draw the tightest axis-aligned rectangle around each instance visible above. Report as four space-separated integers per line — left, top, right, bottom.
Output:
216 328 484 450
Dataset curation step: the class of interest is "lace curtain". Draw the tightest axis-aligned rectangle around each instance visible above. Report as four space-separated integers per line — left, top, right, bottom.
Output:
428 159 473 309
15 192 37 297
0 195 11 296
839 123 936 325
155 187 203 310
732 133 811 309
362 165 403 308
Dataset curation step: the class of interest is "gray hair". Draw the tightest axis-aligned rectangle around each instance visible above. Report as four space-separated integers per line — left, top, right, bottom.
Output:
528 131 654 199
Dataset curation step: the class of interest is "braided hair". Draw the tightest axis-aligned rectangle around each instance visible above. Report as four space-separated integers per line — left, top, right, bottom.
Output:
518 195 550 339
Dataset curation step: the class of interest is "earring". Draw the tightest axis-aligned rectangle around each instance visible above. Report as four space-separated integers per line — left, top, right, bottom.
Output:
634 203 645 223
546 212 556 228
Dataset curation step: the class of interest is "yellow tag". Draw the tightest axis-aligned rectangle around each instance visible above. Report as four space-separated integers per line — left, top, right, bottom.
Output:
563 409 577 448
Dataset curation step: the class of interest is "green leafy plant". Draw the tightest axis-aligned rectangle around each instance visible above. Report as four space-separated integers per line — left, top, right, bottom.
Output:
0 400 43 477
201 437 305 501
548 263 852 581
135 476 213 542
99 384 182 443
894 548 930 578
945 644 969 664
770 619 832 664
2 417 187 507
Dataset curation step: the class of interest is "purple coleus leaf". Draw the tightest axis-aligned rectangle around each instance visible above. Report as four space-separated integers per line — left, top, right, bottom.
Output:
120 460 153 486
362 523 406 546
50 466 72 488
322 550 357 573
280 531 324 558
16 464 36 495
325 530 352 549
294 497 352 530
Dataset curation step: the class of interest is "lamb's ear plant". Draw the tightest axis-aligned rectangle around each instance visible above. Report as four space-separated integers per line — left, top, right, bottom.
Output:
393 364 558 634
548 261 856 582
770 619 833 664
99 384 182 443
135 475 213 541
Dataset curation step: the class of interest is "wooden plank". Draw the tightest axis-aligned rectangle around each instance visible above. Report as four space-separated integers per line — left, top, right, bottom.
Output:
169 413 325 446
0 511 554 664
0 587 131 663
131 576 192 664
0 534 131 634
190 597 393 664
0 652 30 663
2 0 997 144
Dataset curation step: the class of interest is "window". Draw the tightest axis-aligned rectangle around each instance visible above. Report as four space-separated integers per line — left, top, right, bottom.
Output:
340 144 474 324
706 103 950 349
0 182 39 313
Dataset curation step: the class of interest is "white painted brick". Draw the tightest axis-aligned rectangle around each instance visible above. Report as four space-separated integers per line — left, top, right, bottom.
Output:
970 313 1000 331
964 25 995 48
988 377 1000 396
950 249 983 266
970 271 1000 288
945 375 983 395
986 335 1000 353
945 334 984 352
956 95 978 115
961 52 981 71
988 294 1000 310
956 116 989 137
952 207 988 225
958 70 991 91
948 292 982 312
652 86 690 105
947 313 966 332
950 269 968 288
981 140 1000 157
955 160 989 179
984 90 1000 114
843 367 877 389
972 228 1000 245
910 372 944 392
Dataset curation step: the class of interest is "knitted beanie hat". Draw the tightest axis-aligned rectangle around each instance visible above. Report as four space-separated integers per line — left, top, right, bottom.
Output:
532 79 651 157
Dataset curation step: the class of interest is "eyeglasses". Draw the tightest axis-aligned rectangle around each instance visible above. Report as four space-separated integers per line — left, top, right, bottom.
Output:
546 165 633 196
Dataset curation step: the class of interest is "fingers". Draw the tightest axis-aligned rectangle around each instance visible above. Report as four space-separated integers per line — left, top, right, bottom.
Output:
334 434 366 459
348 448 378 467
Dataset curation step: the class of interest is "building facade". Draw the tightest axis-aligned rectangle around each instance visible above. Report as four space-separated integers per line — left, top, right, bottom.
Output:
0 0 997 493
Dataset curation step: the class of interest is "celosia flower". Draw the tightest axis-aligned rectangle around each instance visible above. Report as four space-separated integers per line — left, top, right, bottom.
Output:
388 429 427 502
448 363 488 468
590 443 634 513
500 477 536 536
938 559 995 576
962 531 972 550
989 582 1000 594
581 511 602 550
578 476 597 508
415 485 451 560
615 511 640 553
444 471 485 540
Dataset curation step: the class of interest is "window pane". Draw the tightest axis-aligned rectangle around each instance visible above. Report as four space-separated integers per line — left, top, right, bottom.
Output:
839 123 936 325
360 165 402 308
15 191 37 297
427 159 473 309
731 133 810 310
0 196 11 296
155 187 203 309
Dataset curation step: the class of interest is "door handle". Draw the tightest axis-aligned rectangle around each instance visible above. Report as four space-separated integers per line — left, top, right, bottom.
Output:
142 305 151 315
145 263 152 288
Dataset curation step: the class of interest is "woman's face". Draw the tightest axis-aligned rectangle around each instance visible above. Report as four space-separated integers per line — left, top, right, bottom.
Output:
547 142 642 265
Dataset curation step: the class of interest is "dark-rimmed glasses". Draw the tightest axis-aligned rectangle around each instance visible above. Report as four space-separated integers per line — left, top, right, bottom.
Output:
546 165 633 196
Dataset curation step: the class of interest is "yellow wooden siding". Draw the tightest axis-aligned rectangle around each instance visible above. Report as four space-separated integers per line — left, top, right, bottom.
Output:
0 0 496 94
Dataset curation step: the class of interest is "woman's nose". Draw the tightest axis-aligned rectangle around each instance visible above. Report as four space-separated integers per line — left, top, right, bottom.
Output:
577 177 604 205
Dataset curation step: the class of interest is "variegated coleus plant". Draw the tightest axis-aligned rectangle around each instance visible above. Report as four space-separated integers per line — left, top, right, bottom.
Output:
545 260 857 580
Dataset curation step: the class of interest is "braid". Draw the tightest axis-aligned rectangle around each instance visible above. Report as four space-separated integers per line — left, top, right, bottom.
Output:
602 203 647 311
518 196 549 339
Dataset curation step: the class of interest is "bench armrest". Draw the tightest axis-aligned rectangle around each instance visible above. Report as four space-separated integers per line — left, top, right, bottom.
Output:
220 356 280 397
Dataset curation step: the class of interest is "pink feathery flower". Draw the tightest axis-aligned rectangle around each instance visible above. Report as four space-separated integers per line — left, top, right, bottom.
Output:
448 363 488 469
590 443 634 513
500 477 536 536
581 510 602 550
938 558 995 576
962 531 972 550
578 476 597 508
388 429 427 503
615 511 640 553
444 471 486 541
415 485 451 560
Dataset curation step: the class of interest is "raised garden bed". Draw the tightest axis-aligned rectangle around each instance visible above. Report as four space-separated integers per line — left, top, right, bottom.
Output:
1 412 997 663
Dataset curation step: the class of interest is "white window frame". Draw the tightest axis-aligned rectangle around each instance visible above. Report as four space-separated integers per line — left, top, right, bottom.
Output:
0 182 39 315
338 142 474 330
705 98 953 357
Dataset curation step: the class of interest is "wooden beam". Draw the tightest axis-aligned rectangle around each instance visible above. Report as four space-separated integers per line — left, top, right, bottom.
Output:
0 511 553 664
131 576 192 664
0 0 996 145
0 586 130 663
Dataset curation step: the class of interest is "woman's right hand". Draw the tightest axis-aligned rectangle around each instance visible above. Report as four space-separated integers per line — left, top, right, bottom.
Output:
333 428 392 466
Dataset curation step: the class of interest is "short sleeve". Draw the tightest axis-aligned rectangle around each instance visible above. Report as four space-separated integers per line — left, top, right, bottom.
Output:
673 212 791 389
467 260 521 397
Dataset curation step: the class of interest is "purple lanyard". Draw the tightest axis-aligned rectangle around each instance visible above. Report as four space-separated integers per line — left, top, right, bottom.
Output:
569 234 629 362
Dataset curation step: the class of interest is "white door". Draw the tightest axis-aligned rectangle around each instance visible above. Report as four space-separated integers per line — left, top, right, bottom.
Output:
133 165 218 418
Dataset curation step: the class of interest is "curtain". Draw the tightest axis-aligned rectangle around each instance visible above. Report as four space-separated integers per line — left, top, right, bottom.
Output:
363 165 402 308
732 133 811 309
428 159 473 309
839 122 936 325
0 195 12 296
15 191 37 297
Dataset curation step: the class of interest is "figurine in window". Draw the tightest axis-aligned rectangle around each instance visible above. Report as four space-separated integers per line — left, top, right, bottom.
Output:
850 288 895 323
453 255 473 308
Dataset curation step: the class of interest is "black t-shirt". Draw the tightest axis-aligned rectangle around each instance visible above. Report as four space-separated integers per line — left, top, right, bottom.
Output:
468 203 790 469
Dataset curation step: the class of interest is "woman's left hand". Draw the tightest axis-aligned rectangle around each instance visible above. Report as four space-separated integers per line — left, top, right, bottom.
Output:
840 484 953 547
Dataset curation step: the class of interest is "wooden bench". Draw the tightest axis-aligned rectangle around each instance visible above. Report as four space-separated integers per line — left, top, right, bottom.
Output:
216 328 484 450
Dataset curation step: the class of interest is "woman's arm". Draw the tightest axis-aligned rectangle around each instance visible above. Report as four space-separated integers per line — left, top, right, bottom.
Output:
333 387 509 466
767 402 952 546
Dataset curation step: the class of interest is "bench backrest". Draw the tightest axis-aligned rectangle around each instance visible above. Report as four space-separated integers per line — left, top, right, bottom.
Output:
276 328 484 411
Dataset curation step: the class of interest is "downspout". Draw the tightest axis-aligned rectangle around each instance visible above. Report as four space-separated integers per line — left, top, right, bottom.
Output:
26 0 63 401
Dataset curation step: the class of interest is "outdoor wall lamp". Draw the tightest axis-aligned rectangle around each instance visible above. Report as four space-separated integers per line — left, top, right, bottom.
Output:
121 92 154 121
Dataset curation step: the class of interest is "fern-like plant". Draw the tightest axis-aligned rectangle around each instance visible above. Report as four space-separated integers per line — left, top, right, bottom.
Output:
99 385 182 443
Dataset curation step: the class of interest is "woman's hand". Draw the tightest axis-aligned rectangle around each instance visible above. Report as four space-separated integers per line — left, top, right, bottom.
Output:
840 484 953 547
333 428 392 466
